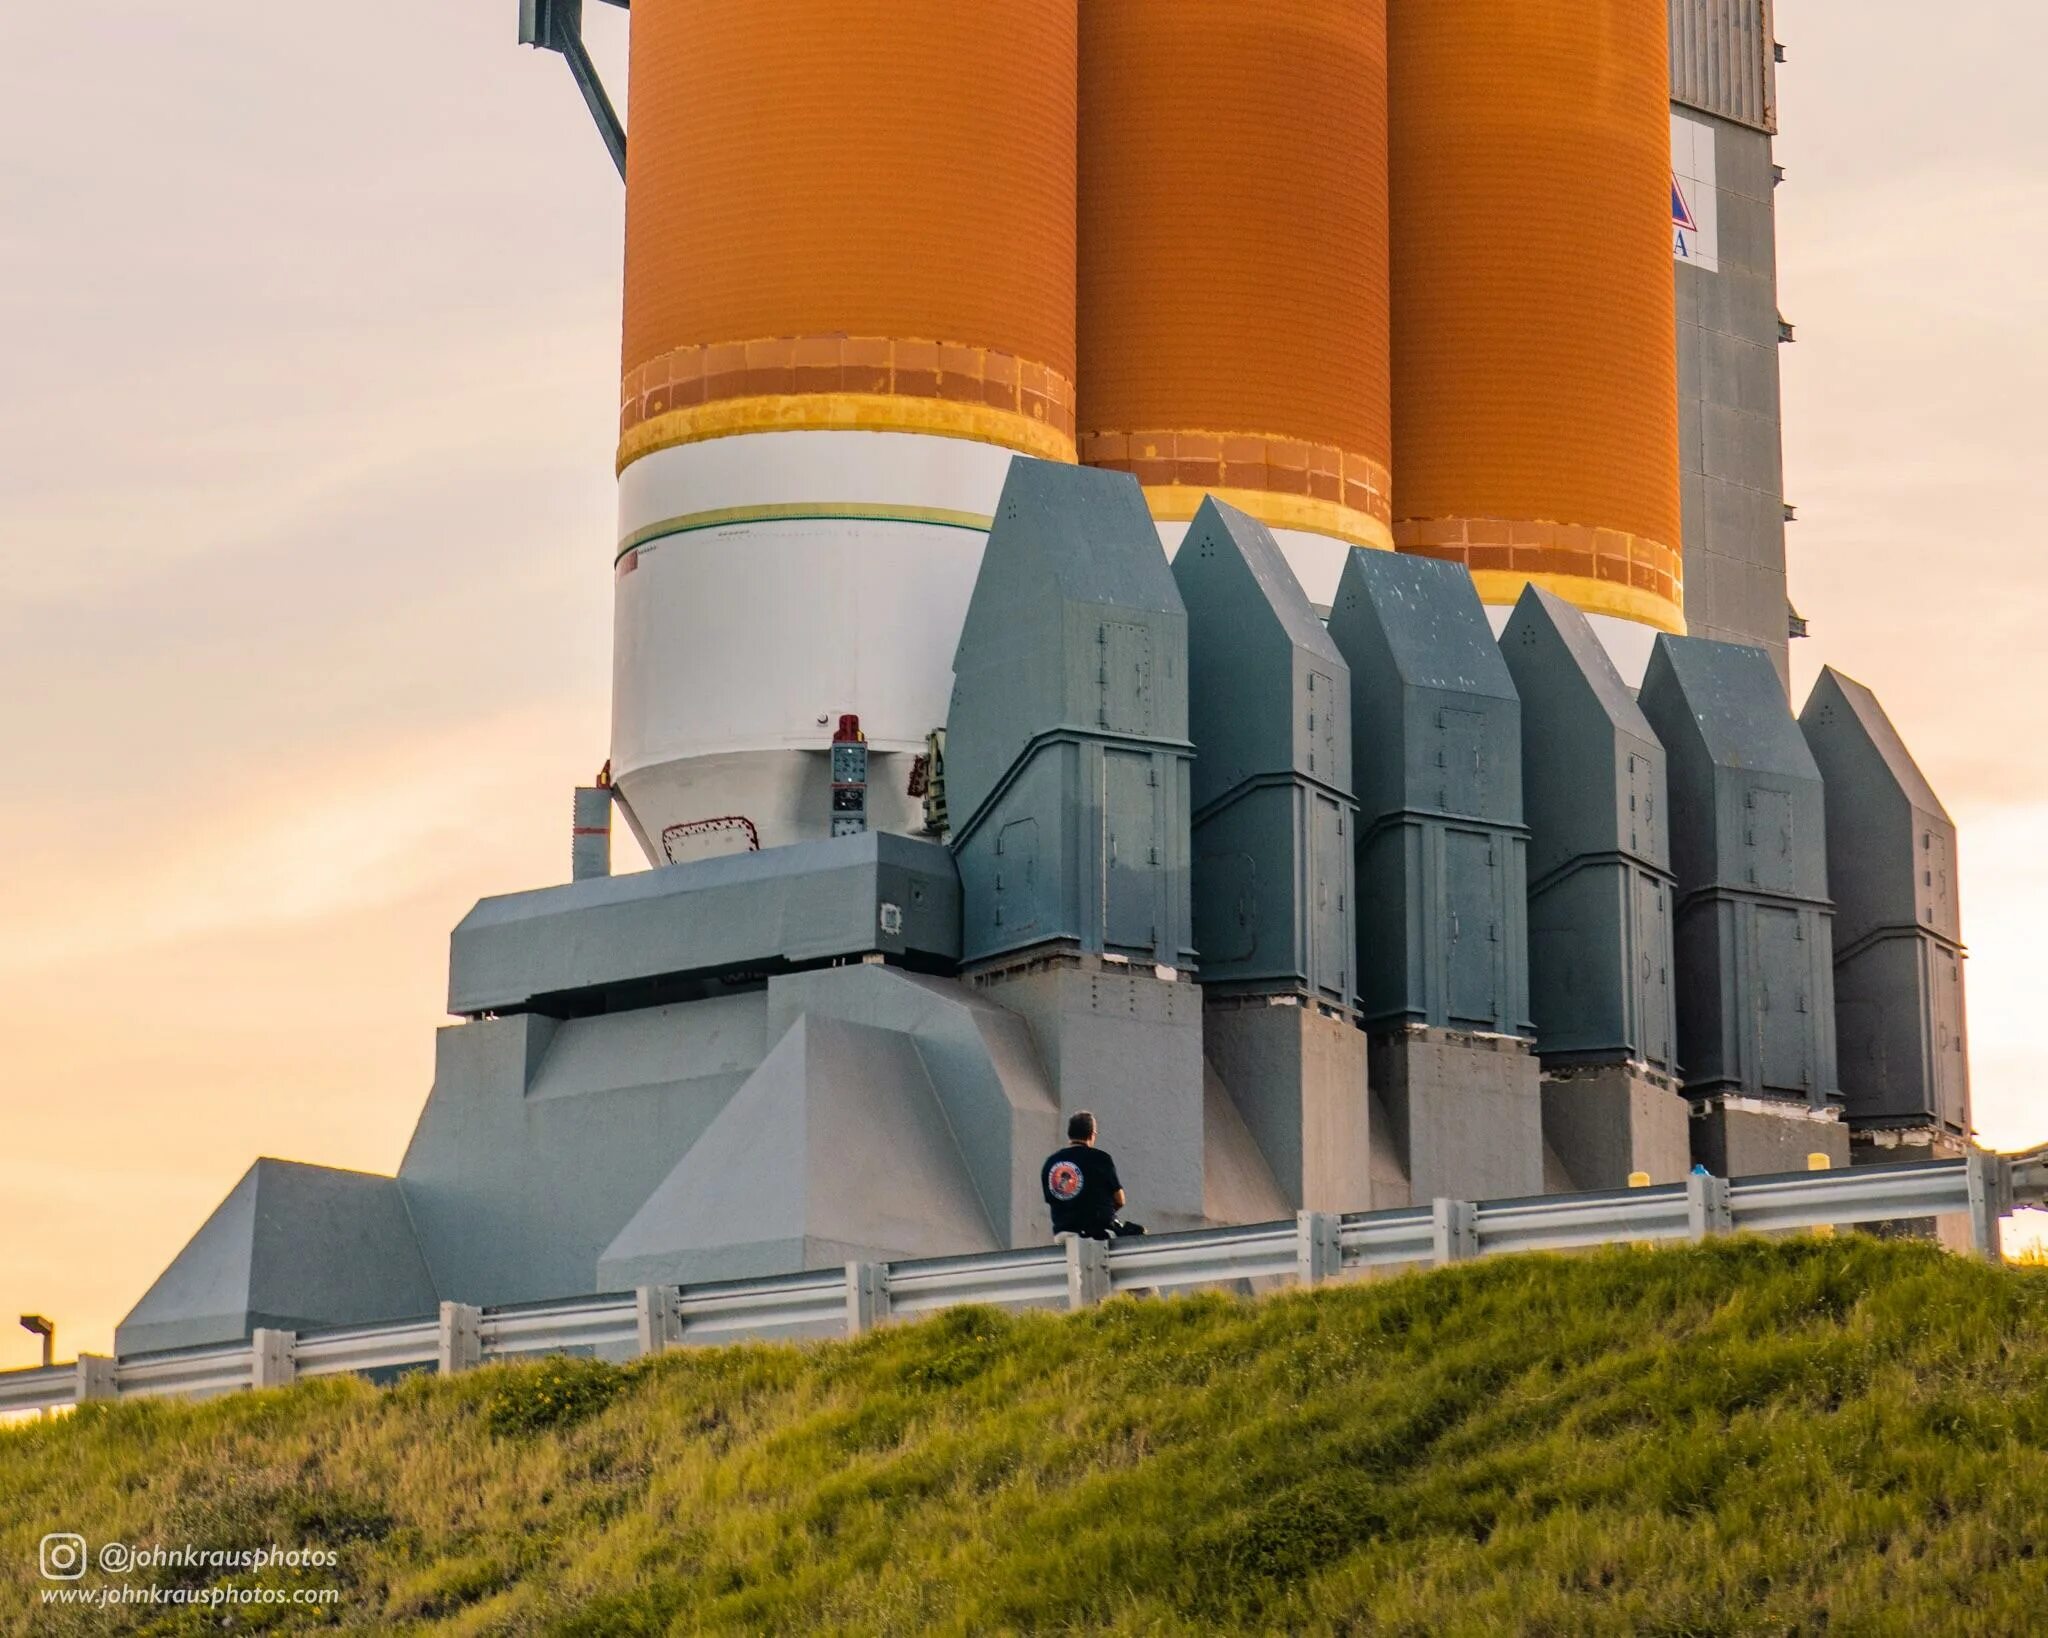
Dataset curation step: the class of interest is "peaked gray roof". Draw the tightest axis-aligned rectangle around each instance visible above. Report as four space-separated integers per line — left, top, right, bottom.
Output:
1642 634 1820 781
1176 496 1343 663
1801 666 1950 822
954 457 1182 667
1328 549 1517 703
1504 583 1657 741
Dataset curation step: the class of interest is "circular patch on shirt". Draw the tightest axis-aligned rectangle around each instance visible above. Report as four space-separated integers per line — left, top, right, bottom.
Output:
1048 1160 1084 1201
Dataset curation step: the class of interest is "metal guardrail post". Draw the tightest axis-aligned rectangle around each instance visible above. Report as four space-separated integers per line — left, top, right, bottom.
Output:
438 1303 483 1375
634 1285 682 1356
1431 1199 1478 1265
1296 1212 1343 1286
1686 1172 1733 1240
845 1263 891 1336
250 1330 296 1390
1966 1149 2013 1265
76 1355 116 1404
1062 1234 1110 1308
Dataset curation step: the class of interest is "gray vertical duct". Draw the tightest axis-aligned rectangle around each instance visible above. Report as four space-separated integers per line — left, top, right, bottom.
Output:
1799 668 1969 1140
1174 498 1372 1211
1638 634 1845 1174
1500 586 1689 1189
1326 551 1540 1202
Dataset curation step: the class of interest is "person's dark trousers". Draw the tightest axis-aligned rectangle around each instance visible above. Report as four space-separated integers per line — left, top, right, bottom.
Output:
1073 1221 1146 1241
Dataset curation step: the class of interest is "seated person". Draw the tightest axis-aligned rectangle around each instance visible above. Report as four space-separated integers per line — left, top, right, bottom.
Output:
1041 1111 1145 1241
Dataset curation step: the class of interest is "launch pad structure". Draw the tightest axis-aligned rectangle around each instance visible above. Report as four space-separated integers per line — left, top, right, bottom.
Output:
112 2 1979 1352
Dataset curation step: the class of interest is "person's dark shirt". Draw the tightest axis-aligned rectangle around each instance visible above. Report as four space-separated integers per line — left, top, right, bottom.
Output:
1041 1143 1121 1234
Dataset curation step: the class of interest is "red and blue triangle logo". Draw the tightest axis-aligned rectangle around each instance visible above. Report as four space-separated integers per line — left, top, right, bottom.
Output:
1672 173 1699 232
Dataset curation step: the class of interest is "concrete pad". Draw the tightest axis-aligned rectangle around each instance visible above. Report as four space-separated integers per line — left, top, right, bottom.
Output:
117 1160 438 1357
1540 1065 1693 1192
597 1014 999 1288
1205 997 1373 1212
969 953 1208 1234
1202 1061 1293 1227
1691 1096 1850 1178
1369 1028 1544 1202
765 964 1060 1247
398 998 767 1307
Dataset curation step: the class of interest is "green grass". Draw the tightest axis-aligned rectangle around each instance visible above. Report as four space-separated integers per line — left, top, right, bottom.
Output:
6 1237 2048 1635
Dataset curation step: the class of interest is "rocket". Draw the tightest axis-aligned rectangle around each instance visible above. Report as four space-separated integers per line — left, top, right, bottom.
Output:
590 0 1680 863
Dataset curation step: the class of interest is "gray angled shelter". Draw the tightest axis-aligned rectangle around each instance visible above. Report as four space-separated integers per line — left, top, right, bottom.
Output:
1799 667 1969 1136
1638 634 1838 1106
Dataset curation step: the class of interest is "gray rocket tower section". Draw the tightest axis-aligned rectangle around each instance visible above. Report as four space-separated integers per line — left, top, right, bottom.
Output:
948 458 1195 972
1638 634 1846 1174
1799 668 1969 1144
1500 586 1688 1189
1327 551 1541 1202
1174 499 1374 1211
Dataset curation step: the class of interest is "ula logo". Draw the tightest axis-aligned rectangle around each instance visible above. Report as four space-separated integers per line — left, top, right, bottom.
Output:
39 1534 87 1580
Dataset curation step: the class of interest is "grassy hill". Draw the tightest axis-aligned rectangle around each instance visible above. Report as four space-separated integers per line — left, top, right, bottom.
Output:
6 1237 2048 1635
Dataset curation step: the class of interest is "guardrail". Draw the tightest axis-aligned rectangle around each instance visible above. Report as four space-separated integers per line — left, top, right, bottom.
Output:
4 1150 2039 1419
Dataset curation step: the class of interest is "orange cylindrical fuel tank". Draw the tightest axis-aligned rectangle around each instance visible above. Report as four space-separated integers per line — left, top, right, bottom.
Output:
610 1 1077 860
1078 0 1393 606
1388 0 1682 678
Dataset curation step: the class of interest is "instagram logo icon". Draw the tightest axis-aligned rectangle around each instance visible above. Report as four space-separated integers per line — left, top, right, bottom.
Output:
39 1534 87 1580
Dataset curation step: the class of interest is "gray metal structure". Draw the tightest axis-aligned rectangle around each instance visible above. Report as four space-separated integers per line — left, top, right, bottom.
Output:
519 0 628 179
948 458 1195 973
1326 550 1531 1037
115 1161 438 1356
1669 0 1795 687
448 830 961 1017
1799 668 1970 1136
1500 586 1677 1070
1638 634 1838 1107
1174 497 1355 1007
1173 497 1372 1212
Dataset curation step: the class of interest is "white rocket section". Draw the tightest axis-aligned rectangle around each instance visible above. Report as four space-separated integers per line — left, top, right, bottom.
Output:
1479 600 1661 689
611 429 1016 862
1155 519 1359 613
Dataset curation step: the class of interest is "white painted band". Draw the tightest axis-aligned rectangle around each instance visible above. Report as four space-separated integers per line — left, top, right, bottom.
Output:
616 428 1020 551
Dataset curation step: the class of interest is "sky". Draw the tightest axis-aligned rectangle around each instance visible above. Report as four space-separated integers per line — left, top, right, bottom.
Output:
3 2 2045 1367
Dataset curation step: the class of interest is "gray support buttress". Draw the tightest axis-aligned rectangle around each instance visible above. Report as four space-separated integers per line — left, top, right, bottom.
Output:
1499 585 1677 1069
1173 497 1357 1006
948 458 1195 971
1638 634 1838 1106
1798 668 1969 1136
1325 551 1531 1035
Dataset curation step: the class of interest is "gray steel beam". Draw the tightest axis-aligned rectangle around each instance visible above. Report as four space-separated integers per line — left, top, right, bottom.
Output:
520 0 627 180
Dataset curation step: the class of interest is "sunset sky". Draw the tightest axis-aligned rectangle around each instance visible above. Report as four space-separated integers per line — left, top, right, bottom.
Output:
4 2 2045 1367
